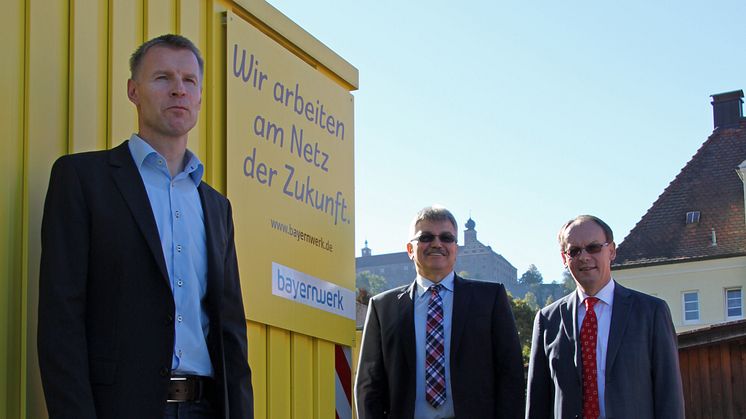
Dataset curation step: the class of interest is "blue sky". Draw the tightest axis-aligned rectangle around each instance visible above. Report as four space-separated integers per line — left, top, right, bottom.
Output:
267 0 746 282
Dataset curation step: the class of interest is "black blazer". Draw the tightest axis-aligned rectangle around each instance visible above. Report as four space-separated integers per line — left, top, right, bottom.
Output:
355 275 524 418
38 141 253 419
525 282 684 419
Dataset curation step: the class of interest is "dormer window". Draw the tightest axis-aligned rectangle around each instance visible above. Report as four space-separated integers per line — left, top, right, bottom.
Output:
686 211 700 224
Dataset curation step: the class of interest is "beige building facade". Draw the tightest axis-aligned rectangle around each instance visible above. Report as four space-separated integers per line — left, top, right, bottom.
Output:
614 257 745 332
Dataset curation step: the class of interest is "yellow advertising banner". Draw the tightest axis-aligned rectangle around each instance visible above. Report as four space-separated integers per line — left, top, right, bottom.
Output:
226 12 355 346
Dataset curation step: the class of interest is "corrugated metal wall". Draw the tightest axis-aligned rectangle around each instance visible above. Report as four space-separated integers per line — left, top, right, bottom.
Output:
0 1 355 417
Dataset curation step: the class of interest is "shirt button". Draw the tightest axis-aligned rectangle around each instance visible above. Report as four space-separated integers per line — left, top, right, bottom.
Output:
175 210 181 219
177 280 184 287
177 315 183 322
176 245 182 252
157 159 163 165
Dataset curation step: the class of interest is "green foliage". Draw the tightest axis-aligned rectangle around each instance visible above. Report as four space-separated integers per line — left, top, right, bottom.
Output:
562 269 576 294
519 264 543 287
524 291 539 310
356 270 388 299
519 264 547 303
510 295 538 366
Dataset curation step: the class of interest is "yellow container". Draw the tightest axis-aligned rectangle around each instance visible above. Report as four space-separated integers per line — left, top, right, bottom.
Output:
0 1 358 417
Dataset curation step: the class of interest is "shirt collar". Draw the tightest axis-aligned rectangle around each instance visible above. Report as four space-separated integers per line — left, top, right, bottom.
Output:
576 277 615 306
127 134 204 186
182 151 204 186
416 271 455 297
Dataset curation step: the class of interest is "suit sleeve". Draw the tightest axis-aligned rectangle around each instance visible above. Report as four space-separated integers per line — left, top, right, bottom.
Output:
652 300 685 418
222 200 254 419
492 285 526 419
38 157 98 419
354 298 388 418
525 310 551 419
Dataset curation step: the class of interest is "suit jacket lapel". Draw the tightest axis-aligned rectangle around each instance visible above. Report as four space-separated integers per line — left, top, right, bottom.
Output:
450 275 471 357
560 293 582 383
606 283 633 371
108 141 169 285
398 282 417 372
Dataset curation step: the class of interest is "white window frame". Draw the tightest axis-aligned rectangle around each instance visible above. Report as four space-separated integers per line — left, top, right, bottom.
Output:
725 287 743 321
682 291 700 325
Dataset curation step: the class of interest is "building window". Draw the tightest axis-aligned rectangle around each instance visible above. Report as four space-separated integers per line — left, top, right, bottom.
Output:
725 288 743 320
682 291 700 324
686 211 700 224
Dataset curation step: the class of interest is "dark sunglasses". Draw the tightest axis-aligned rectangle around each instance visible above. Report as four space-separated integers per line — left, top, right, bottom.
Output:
565 242 609 258
411 232 457 244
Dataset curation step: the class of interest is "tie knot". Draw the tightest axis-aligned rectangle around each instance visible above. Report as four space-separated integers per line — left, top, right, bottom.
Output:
429 284 442 296
585 297 599 310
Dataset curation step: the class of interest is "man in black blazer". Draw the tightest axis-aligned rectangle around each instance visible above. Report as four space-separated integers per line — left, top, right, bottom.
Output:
355 205 524 418
38 34 253 419
526 215 684 419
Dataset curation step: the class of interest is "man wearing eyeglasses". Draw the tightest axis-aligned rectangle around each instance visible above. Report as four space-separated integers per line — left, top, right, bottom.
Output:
355 205 524 419
525 215 684 419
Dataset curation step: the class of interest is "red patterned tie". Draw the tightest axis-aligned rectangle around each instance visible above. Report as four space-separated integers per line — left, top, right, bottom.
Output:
581 297 600 419
425 284 446 408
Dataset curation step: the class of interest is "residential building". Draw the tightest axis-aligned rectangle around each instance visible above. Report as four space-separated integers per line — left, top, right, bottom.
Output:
612 90 746 332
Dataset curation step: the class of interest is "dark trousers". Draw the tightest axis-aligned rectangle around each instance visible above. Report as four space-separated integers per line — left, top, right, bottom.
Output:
163 399 216 419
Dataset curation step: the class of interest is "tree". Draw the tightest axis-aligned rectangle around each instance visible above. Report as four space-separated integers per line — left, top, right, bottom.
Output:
562 269 576 294
356 271 387 303
524 291 539 310
519 264 544 288
509 294 539 365
544 295 555 306
518 264 544 299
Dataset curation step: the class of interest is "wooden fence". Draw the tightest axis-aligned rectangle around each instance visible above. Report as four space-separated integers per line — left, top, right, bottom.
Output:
678 319 746 419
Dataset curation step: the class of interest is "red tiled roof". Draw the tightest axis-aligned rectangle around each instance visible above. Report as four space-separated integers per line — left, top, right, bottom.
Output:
613 119 746 268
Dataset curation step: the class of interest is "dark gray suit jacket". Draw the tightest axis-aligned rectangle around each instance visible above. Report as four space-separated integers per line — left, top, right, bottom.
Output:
525 282 684 419
38 141 253 419
355 275 524 419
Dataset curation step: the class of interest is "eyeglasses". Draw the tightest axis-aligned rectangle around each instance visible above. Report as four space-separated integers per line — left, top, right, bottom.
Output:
410 232 457 244
564 242 609 258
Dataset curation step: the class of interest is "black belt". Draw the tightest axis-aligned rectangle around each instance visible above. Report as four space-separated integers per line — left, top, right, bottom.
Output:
167 375 214 403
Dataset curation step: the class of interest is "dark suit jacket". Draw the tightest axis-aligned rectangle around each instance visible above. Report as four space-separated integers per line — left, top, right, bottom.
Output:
38 141 253 419
355 275 524 419
525 282 684 419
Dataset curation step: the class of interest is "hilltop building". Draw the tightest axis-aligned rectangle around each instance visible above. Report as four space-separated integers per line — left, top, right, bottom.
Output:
356 218 518 292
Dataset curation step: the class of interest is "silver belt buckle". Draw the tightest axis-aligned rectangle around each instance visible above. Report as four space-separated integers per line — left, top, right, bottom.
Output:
166 376 188 403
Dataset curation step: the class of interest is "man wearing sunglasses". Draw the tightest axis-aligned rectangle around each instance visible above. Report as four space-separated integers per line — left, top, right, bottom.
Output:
526 215 684 419
355 205 524 419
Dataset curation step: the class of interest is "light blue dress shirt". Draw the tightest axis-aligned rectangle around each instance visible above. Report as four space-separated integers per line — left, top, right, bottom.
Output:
128 134 213 377
413 272 456 419
577 279 615 419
